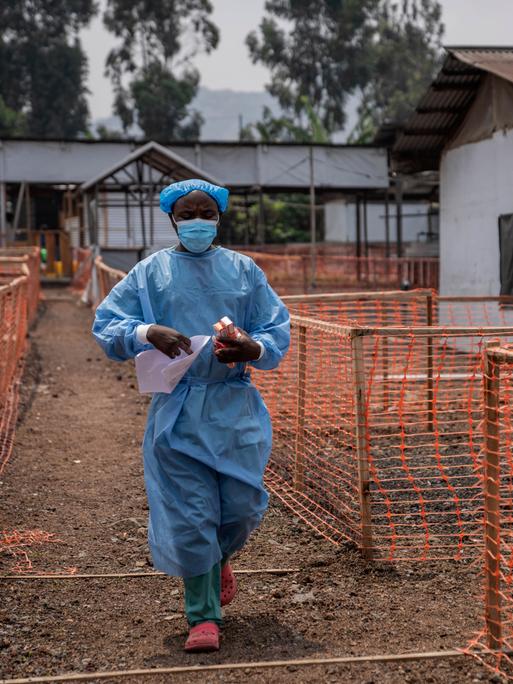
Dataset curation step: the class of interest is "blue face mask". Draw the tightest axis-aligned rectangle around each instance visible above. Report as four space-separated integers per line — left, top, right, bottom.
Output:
174 217 218 253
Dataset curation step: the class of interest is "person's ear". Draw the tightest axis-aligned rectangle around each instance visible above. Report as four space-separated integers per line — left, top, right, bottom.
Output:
169 213 177 230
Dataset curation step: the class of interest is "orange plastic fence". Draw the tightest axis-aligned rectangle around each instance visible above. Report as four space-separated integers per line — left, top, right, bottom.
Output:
241 251 439 294
0 247 41 323
283 290 434 327
0 276 29 473
71 248 93 293
467 343 513 679
90 262 513 562
95 256 126 302
254 316 513 561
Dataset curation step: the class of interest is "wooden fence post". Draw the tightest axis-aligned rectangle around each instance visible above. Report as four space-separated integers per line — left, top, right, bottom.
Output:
382 309 389 413
294 324 307 492
483 341 502 651
426 293 434 432
352 332 374 559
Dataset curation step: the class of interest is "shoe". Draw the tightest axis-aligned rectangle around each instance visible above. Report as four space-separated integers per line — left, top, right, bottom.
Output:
221 562 237 607
184 621 220 652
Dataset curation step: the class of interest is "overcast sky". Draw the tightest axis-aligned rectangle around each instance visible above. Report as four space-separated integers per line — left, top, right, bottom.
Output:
81 0 513 120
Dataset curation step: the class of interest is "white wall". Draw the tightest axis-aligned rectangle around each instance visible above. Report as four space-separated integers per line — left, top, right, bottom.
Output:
324 200 436 245
440 128 513 296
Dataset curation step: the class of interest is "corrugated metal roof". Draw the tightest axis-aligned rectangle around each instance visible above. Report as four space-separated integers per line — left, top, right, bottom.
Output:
392 47 513 173
80 141 223 192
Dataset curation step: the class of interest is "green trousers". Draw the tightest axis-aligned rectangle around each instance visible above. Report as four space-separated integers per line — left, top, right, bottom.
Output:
184 559 228 626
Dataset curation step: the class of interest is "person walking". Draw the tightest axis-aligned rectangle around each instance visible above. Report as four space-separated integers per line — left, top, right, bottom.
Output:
93 179 290 652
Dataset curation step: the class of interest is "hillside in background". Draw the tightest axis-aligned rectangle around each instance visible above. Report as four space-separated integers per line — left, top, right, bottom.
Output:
93 87 358 142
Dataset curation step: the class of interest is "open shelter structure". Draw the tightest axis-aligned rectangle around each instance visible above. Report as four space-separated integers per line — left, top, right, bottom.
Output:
78 141 223 270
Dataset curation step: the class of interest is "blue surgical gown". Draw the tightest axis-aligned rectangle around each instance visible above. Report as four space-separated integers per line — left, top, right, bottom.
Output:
92 247 290 578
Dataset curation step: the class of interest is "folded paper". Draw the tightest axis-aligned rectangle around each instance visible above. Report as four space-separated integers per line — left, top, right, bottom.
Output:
135 335 210 394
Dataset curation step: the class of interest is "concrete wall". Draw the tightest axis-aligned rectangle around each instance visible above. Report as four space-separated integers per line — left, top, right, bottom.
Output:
440 128 513 296
324 200 436 245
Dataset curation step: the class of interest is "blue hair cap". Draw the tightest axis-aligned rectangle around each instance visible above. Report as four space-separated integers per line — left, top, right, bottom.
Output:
159 179 230 214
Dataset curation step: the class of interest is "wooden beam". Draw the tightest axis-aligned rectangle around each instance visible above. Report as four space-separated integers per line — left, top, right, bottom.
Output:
294 324 307 492
402 128 454 137
0 650 469 684
352 334 374 559
431 82 480 91
483 340 502 651
416 106 463 114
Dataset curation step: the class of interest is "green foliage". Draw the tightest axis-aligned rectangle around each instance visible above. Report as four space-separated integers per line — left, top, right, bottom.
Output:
115 61 204 140
95 124 124 140
222 194 314 245
0 1 97 138
0 96 25 137
247 0 379 133
248 0 444 142
240 97 330 143
350 0 445 142
103 0 219 139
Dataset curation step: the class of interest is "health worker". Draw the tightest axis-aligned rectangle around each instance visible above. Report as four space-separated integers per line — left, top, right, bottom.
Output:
92 179 290 653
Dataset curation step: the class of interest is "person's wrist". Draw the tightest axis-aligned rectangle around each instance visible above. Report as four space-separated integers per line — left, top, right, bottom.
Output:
247 339 262 361
136 323 153 344
145 324 156 344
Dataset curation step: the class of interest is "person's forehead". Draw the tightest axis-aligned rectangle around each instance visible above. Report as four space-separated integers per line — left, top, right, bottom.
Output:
173 190 217 211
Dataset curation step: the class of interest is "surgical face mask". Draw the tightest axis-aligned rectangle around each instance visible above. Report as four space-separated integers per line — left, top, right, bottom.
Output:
173 217 219 253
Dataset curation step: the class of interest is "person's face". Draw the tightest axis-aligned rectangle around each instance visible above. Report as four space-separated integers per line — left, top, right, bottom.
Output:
171 190 219 227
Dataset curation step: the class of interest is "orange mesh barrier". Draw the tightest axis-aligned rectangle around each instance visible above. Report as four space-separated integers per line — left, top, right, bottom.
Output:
283 290 434 327
0 276 29 472
95 256 126 301
239 251 439 294
254 318 513 561
0 247 40 322
467 343 513 679
71 247 93 294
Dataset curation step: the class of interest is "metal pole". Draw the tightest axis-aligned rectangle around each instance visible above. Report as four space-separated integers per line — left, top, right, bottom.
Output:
384 191 390 258
125 190 131 247
257 189 265 245
94 185 100 247
0 182 6 246
12 182 25 237
363 193 369 258
356 196 362 281
148 165 154 245
136 161 147 251
395 177 403 258
309 146 317 290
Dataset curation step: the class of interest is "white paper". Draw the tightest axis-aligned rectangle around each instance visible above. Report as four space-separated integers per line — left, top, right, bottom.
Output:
135 335 210 394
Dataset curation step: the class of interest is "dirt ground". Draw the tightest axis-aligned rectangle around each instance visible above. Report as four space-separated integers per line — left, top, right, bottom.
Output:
0 289 500 683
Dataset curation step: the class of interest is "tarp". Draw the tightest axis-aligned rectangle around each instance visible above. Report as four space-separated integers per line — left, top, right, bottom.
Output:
447 74 513 151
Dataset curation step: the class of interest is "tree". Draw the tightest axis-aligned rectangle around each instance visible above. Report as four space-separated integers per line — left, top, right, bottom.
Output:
0 96 25 137
350 0 444 142
246 0 379 134
247 0 444 142
0 1 97 138
103 0 219 139
240 98 330 143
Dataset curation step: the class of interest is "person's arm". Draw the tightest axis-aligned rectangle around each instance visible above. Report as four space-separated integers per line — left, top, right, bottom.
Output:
92 267 152 361
213 264 290 370
246 264 290 370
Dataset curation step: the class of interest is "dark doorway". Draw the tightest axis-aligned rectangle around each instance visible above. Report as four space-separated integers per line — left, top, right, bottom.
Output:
499 214 513 295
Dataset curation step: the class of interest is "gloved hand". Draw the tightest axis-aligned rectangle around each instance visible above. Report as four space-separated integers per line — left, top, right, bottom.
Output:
214 329 261 364
147 325 192 359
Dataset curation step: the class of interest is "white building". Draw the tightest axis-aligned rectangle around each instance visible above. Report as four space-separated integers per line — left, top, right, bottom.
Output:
393 47 513 297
